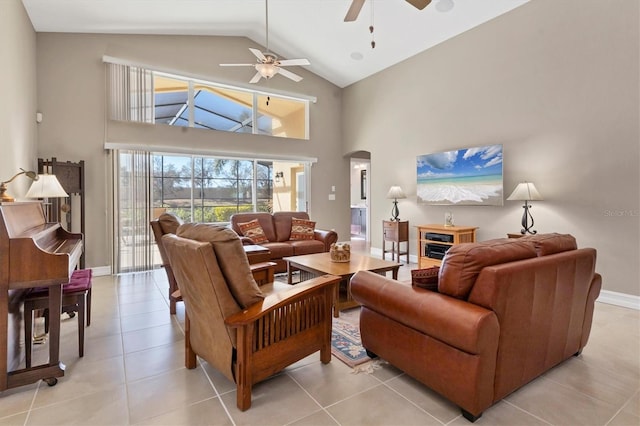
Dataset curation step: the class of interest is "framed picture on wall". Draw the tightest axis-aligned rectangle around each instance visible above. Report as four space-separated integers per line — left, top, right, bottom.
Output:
360 169 367 200
416 144 503 206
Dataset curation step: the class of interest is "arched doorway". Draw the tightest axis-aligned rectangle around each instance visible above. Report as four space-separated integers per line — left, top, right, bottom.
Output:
349 151 371 253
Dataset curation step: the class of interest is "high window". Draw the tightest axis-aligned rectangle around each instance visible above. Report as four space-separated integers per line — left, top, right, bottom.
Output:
106 61 310 139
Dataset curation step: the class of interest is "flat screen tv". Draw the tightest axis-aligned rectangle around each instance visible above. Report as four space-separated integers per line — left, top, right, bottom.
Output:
416 144 503 206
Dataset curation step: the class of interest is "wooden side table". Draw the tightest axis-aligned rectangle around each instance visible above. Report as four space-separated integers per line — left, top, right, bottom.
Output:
382 220 409 263
243 244 271 264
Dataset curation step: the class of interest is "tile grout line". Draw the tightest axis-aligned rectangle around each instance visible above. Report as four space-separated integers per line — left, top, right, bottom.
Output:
115 274 133 426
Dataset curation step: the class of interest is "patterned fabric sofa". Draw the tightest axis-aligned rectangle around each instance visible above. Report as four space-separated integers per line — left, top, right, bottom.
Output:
230 212 338 273
351 233 602 422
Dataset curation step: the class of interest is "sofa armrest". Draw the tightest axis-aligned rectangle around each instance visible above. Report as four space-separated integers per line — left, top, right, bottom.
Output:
351 271 499 355
314 229 338 252
238 236 256 245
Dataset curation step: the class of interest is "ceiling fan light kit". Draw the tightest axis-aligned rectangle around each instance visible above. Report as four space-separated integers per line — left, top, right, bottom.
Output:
219 0 310 84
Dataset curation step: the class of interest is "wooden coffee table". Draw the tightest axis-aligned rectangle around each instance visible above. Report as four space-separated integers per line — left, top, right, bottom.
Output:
284 252 401 317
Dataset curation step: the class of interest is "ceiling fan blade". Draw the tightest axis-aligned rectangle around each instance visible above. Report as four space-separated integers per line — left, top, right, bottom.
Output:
344 0 365 22
249 48 267 61
406 0 432 10
219 63 254 67
249 72 263 84
277 67 303 82
277 58 310 66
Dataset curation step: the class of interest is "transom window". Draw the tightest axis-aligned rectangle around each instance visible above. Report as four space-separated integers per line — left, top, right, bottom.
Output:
106 61 310 139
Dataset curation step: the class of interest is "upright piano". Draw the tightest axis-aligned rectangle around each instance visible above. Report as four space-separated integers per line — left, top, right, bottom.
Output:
0 202 83 390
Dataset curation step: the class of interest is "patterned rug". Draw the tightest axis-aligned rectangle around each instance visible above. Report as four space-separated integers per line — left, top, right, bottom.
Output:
331 317 371 367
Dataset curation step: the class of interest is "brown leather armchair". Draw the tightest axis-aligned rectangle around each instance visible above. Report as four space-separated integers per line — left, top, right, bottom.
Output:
151 213 276 315
162 223 340 411
351 234 601 422
150 212 183 314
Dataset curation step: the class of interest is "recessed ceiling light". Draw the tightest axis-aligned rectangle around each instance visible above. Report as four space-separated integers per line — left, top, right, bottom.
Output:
436 0 454 13
350 52 364 61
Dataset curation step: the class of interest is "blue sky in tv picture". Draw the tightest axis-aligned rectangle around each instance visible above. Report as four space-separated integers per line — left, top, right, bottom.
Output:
416 144 503 206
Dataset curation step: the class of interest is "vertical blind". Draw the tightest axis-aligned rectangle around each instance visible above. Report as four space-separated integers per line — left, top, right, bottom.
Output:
112 150 154 273
107 63 153 123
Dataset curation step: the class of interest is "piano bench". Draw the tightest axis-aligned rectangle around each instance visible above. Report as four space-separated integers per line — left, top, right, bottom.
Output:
24 269 93 368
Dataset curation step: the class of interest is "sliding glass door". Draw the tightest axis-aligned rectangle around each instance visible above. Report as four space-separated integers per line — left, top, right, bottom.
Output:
113 150 309 273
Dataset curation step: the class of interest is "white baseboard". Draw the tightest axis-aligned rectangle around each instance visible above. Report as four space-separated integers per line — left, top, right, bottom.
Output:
89 266 112 277
369 247 419 265
597 290 640 310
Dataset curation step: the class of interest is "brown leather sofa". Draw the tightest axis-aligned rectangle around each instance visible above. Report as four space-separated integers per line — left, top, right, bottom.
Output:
351 234 602 422
230 211 338 273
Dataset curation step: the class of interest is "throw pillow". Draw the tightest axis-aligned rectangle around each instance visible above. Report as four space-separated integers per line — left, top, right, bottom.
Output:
411 266 440 292
290 217 316 240
237 219 268 244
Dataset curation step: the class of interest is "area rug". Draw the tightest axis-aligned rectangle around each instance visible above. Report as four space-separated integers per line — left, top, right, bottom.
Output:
331 317 371 368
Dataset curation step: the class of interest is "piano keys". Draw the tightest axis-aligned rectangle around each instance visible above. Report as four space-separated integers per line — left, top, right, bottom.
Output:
0 201 83 390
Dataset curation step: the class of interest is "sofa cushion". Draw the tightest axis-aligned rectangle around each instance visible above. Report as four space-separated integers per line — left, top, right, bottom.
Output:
439 238 537 299
261 242 295 259
273 211 310 242
237 219 269 244
176 223 264 308
158 212 183 234
290 217 316 240
291 240 325 256
520 233 577 256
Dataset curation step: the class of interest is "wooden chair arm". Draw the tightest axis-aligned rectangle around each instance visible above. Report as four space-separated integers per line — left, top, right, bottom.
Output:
225 274 340 327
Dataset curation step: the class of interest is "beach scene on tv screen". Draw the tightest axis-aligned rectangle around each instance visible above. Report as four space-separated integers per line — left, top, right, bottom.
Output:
417 144 503 206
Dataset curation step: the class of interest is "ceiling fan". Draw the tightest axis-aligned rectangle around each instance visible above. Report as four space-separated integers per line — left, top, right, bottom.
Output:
344 0 432 22
220 0 310 84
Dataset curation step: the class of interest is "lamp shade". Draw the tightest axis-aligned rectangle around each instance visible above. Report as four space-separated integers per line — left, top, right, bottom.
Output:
507 182 543 201
25 174 68 198
386 186 406 200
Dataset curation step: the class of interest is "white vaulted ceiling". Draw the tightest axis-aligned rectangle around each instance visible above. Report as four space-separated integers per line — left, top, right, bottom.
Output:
21 0 529 88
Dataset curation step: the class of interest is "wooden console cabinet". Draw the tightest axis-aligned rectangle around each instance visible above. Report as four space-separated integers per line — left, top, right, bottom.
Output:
417 224 477 268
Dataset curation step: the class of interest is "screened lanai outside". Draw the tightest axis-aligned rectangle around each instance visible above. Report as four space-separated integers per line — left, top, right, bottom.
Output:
153 155 273 223
152 74 307 138
113 150 309 273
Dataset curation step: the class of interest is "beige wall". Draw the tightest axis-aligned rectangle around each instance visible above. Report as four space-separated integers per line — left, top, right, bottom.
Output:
0 0 37 190
4 0 639 299
35 33 348 269
0 0 38 372
343 0 639 296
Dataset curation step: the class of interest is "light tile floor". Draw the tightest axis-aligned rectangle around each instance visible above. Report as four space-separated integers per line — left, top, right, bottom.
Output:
1 258 639 425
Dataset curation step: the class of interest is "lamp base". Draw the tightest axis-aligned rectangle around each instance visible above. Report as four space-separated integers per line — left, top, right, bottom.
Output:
0 185 15 203
390 200 400 221
520 203 537 235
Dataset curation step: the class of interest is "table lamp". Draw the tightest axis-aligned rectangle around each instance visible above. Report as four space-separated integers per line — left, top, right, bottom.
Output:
25 174 68 222
507 182 543 234
386 186 406 221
